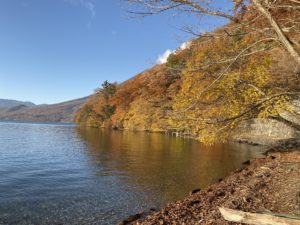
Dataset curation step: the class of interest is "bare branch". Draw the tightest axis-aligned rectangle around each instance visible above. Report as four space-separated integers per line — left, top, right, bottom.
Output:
252 0 300 65
127 0 238 22
171 0 238 22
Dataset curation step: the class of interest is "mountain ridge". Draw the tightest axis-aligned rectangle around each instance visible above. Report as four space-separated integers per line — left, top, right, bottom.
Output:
0 97 88 122
0 99 36 109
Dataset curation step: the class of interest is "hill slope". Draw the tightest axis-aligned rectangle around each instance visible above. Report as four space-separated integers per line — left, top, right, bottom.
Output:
0 97 88 122
76 6 300 144
0 99 35 108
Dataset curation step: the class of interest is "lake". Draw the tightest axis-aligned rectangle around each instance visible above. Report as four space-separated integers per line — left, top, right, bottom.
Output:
0 121 264 225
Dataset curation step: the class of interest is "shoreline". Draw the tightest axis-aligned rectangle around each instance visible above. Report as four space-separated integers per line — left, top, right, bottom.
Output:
79 123 300 147
119 149 300 225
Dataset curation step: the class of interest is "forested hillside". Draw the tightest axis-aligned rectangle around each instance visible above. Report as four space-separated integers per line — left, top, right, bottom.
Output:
0 97 88 122
0 99 35 108
75 49 188 132
76 0 300 144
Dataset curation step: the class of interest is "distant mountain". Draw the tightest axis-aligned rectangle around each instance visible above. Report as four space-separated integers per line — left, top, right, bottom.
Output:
0 97 88 122
5 104 29 113
0 99 36 108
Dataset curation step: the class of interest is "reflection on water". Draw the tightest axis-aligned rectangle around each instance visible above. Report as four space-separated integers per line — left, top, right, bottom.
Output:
0 122 264 225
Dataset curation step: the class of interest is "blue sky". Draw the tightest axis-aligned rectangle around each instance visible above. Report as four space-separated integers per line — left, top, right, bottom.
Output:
0 0 230 104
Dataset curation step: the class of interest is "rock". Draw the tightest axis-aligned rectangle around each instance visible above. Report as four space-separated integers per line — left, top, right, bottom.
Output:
149 208 157 212
234 117 300 146
188 200 200 206
242 160 251 165
215 189 225 197
117 211 144 225
189 188 201 195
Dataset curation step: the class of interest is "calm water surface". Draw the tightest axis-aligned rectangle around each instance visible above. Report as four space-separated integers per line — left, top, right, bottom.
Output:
0 121 264 225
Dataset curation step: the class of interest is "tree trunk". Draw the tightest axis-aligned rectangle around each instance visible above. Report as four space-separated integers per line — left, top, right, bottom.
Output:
252 0 300 66
219 207 300 225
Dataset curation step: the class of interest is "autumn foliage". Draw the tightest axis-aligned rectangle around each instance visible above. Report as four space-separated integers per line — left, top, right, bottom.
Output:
76 4 300 144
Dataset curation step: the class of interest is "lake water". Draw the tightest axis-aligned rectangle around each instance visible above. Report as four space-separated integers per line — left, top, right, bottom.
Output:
0 121 264 225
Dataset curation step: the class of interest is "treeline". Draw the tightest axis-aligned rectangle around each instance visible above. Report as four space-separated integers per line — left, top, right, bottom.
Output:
75 49 188 132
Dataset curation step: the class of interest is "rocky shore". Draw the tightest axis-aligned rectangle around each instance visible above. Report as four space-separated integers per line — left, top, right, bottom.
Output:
120 149 300 225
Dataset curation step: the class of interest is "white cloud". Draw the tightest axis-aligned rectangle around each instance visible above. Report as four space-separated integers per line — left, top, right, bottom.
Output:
180 41 191 50
64 0 96 18
156 40 191 65
156 49 174 65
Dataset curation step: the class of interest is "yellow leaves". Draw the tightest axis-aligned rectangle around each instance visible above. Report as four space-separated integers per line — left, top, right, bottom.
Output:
242 55 271 88
76 25 296 146
169 35 277 145
123 98 170 131
258 95 291 118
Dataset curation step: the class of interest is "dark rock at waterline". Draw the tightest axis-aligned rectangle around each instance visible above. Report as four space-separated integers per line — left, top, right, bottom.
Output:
242 160 251 165
117 211 144 225
189 188 201 195
264 138 300 155
149 208 157 212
